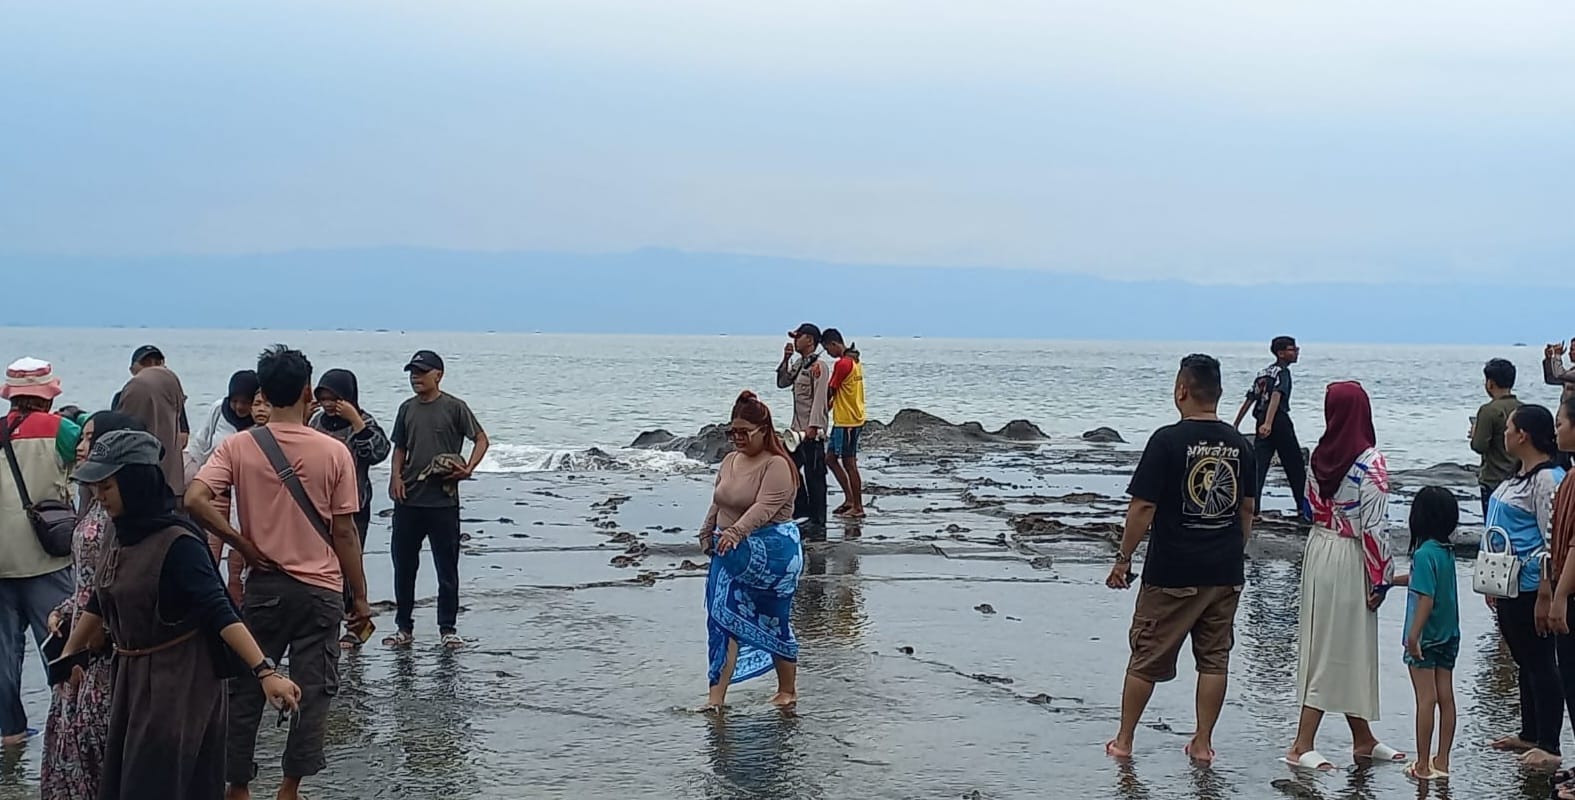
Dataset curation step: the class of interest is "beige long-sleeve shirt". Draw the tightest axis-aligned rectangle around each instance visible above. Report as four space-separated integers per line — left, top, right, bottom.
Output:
702 453 795 537
775 352 831 434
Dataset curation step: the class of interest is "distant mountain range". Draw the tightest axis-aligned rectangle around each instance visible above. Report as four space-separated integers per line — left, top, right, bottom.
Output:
0 248 1504 343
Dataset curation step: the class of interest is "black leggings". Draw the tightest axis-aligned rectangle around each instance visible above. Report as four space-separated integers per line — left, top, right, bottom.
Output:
1497 592 1564 754
1558 597 1575 737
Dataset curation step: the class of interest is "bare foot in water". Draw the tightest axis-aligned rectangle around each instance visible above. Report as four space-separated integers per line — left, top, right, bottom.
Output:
1106 739 1134 760
770 692 797 708
1492 736 1535 752
1522 748 1563 770
1186 739 1215 765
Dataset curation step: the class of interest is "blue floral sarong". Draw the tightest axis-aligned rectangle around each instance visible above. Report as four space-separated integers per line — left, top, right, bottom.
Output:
706 521 804 686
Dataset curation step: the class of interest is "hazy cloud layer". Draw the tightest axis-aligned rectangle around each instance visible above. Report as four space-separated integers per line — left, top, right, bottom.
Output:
2 2 1571 283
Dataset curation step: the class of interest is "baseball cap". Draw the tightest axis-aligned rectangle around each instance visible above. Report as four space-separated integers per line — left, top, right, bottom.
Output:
130 345 164 365
72 429 163 484
788 323 822 344
403 350 445 373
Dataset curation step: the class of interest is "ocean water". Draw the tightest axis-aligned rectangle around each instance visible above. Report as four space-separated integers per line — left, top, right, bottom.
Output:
1 327 1550 472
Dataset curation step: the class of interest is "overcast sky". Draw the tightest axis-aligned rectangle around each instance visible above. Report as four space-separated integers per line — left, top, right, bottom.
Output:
2 1 1571 283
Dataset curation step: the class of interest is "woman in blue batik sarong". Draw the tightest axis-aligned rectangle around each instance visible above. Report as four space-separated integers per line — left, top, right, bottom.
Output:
700 391 805 710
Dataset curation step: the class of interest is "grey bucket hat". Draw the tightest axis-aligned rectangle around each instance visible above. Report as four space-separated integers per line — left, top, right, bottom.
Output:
73 429 163 484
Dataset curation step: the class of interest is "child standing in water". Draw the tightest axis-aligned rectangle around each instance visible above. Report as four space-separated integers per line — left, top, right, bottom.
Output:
1396 486 1462 781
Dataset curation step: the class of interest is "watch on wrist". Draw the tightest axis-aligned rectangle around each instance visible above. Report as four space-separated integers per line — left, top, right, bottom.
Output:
1114 551 1132 565
252 657 278 679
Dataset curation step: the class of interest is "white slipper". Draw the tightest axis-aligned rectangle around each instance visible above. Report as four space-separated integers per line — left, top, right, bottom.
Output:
1285 750 1335 771
1362 743 1407 763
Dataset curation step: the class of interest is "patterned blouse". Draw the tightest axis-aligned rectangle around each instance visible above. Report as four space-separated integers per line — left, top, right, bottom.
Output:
1306 447 1394 588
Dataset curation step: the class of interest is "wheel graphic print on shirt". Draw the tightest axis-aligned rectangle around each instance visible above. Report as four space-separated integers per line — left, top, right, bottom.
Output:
1183 443 1243 528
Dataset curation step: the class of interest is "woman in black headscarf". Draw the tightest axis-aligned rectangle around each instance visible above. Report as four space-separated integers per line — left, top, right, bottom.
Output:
41 412 141 800
55 430 300 799
309 369 391 646
183 370 260 603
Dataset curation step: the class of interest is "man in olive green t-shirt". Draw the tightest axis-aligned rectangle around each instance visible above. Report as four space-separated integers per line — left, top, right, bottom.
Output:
1471 358 1521 517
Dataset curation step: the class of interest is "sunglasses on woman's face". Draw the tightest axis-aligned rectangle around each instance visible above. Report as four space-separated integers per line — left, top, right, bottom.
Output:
726 426 761 441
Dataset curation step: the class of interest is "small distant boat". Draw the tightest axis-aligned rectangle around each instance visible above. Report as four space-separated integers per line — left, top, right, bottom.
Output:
1514 342 1529 347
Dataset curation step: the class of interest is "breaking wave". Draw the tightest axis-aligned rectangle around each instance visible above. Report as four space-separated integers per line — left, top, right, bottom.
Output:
476 444 705 474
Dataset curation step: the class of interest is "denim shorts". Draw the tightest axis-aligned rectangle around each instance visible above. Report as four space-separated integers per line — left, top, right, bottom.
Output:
828 426 862 457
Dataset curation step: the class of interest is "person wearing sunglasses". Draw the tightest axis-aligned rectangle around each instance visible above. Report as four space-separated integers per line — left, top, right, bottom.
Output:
698 391 805 711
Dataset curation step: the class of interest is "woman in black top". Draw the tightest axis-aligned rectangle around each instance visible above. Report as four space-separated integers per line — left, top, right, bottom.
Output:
56 430 301 799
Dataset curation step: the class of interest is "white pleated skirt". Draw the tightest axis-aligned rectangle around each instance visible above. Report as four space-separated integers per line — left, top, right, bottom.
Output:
1297 525 1381 721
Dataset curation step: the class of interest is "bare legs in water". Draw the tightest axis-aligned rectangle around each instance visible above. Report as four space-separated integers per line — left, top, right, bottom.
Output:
705 638 798 711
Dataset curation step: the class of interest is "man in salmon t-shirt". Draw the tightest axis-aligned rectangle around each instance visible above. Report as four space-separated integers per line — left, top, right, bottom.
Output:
185 345 370 800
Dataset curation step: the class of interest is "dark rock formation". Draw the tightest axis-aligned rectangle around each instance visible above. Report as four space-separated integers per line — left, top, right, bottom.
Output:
633 409 1047 464
629 423 731 463
1081 427 1125 444
865 409 1047 449
1391 462 1478 490
629 429 675 448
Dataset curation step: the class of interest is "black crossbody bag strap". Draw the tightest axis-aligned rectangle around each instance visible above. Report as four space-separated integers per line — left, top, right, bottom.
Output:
249 428 334 546
1 415 35 510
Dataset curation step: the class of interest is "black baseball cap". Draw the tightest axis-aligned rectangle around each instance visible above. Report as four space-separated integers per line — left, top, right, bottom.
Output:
788 323 822 344
130 345 164 365
404 350 445 373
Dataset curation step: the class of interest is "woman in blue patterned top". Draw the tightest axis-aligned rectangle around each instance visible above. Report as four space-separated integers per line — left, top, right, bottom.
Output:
1486 404 1565 769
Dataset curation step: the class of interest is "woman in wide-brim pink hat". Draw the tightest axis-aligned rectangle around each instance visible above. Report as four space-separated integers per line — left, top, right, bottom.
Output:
1 358 64 404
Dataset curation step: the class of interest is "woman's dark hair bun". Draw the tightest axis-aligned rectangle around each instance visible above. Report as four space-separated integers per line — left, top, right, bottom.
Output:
737 390 759 404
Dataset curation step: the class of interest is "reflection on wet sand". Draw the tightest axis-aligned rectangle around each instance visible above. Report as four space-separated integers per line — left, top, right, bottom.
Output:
703 711 805 800
794 544 867 647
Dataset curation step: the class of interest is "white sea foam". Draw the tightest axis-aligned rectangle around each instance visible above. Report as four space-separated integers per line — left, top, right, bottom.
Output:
476 443 704 474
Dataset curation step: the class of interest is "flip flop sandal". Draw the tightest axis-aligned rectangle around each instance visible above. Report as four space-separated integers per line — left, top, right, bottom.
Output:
1360 743 1407 763
382 630 414 648
1402 762 1439 781
441 633 466 650
1285 751 1335 771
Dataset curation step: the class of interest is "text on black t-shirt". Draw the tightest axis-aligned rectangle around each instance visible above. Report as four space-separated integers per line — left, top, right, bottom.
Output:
1126 418 1258 588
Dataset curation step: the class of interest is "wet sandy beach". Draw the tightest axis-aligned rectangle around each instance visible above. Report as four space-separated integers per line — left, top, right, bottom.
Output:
0 445 1545 799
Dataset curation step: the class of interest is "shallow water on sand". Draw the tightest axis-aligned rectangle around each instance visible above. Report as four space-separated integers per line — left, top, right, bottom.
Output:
0 460 1552 800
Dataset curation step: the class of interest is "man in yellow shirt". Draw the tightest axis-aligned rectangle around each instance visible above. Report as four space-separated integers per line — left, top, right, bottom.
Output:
823 330 866 519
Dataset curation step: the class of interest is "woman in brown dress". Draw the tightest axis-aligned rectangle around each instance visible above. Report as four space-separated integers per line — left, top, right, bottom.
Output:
55 430 300 799
40 412 143 800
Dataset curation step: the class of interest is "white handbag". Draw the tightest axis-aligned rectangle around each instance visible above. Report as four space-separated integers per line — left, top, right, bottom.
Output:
1472 527 1522 599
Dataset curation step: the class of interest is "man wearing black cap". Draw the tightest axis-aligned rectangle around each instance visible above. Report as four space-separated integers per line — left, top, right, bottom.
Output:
111 345 190 448
776 324 832 529
386 350 489 649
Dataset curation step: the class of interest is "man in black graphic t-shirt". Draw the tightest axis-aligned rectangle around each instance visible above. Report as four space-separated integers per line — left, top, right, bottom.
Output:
1106 354 1258 764
1233 335 1308 521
